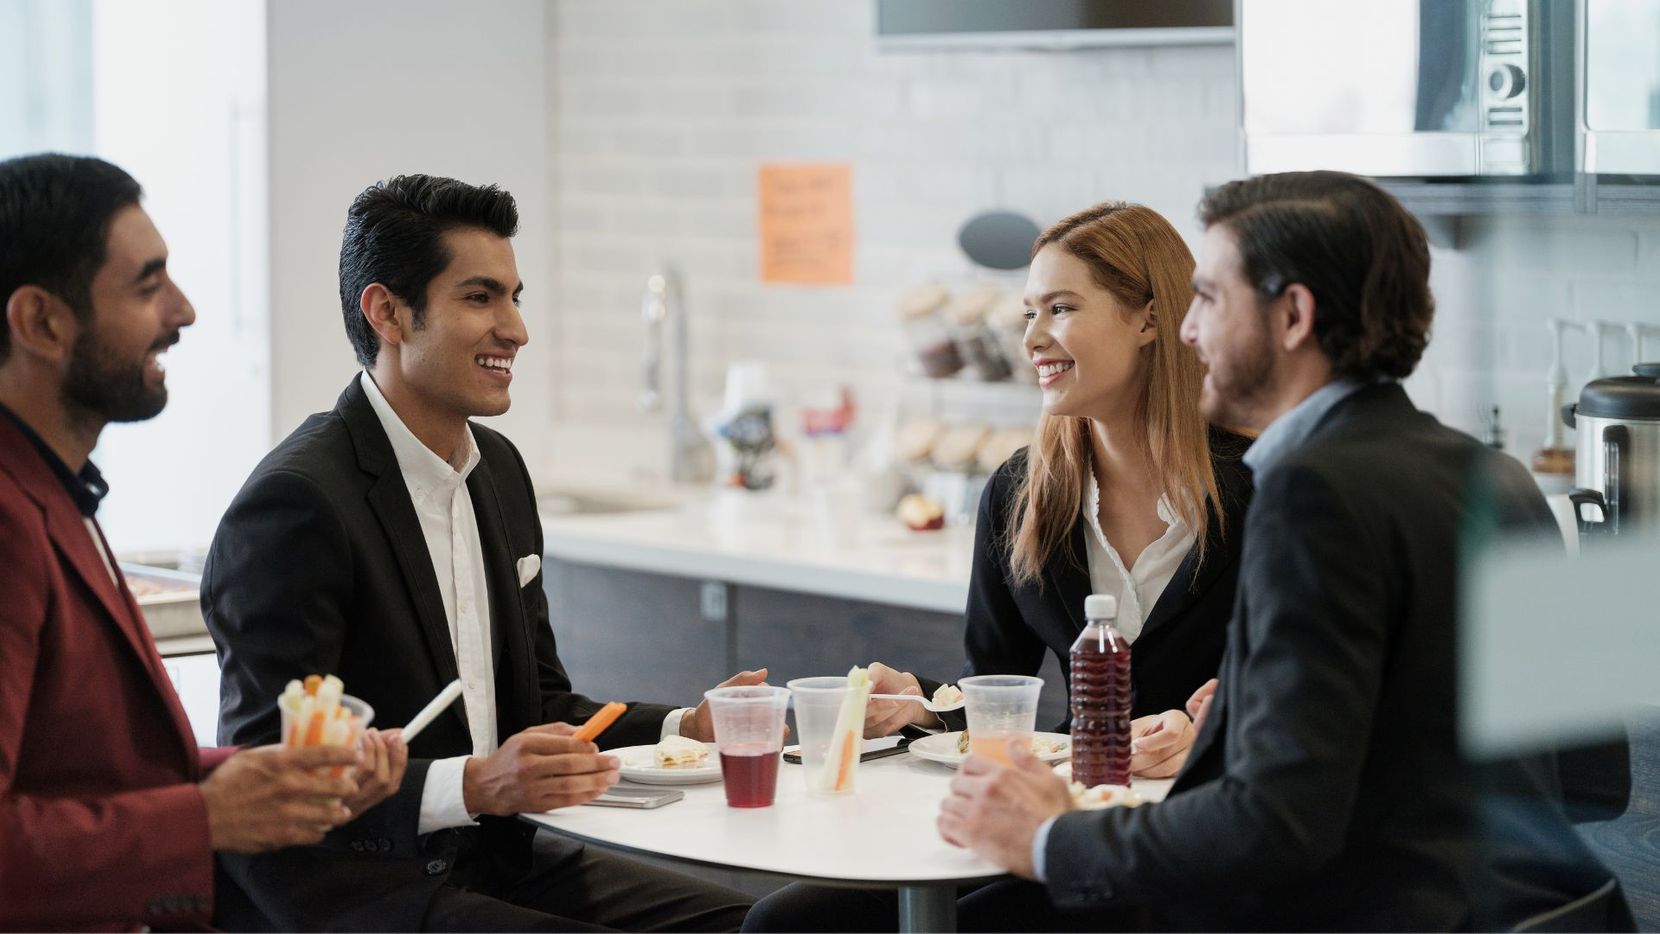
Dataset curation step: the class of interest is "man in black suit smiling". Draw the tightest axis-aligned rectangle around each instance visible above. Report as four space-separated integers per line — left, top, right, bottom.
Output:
204 175 755 931
934 172 1626 931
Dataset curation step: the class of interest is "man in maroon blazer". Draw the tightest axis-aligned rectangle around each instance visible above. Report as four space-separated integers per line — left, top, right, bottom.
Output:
0 153 405 930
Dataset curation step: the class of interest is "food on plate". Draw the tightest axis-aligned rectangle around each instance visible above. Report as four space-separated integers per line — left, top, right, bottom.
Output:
277 674 361 753
1031 734 1070 756
897 493 945 531
954 730 1069 757
931 683 963 708
1068 781 1148 811
817 665 872 793
573 701 628 743
652 734 710 769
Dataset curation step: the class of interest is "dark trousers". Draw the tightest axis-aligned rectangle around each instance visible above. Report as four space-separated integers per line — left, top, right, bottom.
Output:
740 880 1140 933
424 832 753 932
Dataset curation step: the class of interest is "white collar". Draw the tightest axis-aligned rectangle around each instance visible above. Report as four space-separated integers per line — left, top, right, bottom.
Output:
358 371 481 493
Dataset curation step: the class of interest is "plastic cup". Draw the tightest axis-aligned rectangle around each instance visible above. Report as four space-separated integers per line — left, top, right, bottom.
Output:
704 685 790 808
959 675 1042 765
788 676 862 794
280 693 374 750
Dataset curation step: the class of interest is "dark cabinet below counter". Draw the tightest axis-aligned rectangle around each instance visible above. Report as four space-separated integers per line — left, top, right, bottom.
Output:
544 558 1068 727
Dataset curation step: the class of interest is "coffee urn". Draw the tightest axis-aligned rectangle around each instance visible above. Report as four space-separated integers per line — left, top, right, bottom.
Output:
1562 363 1660 538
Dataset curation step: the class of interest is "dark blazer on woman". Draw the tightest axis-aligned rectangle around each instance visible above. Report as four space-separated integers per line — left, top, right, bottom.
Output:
924 429 1252 724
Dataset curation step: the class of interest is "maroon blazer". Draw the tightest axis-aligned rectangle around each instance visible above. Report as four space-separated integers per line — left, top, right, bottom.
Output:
0 414 231 931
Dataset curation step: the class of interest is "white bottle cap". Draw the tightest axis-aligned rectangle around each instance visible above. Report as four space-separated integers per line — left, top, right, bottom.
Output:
1084 594 1117 621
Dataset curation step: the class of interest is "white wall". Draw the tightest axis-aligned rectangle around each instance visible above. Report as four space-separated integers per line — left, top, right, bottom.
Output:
90 0 269 553
544 0 1660 479
1424 216 1660 461
266 0 553 462
544 0 1239 482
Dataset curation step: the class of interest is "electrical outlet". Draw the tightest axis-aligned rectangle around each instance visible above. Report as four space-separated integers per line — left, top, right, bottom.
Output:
699 581 728 622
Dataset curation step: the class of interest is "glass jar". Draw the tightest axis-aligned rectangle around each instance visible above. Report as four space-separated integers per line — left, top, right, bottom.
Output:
988 293 1037 384
896 284 963 379
948 285 1013 382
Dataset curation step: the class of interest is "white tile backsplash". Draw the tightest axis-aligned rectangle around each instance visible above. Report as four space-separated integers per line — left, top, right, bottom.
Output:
544 0 1660 484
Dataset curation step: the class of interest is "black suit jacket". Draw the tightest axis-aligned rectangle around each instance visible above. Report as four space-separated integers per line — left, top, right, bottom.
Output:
1044 383 1623 931
923 431 1251 727
203 378 677 931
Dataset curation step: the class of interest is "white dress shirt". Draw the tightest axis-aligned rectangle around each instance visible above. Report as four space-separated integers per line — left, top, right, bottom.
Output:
1081 471 1196 643
360 373 496 834
361 373 690 834
1028 472 1198 881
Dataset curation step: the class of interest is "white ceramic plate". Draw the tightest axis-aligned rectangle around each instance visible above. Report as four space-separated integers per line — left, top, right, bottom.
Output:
907 731 1071 768
611 743 723 785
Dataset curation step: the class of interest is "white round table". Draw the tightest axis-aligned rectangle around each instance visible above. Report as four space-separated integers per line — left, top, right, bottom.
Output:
520 749 1173 932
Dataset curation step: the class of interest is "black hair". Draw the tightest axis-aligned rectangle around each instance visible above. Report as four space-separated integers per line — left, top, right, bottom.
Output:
1199 171 1434 381
0 153 143 363
338 174 519 366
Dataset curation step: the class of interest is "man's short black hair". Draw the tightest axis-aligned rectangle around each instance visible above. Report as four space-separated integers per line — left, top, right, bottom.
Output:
338 174 519 366
1199 171 1434 382
0 153 143 363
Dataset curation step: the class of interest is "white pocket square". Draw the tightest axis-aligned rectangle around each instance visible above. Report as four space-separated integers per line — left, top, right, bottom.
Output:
516 554 541 587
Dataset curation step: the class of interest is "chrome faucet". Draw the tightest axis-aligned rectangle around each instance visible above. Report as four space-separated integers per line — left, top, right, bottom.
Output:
640 268 713 483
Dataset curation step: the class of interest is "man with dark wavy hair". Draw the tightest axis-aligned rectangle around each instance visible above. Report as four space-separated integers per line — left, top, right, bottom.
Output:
934 172 1628 931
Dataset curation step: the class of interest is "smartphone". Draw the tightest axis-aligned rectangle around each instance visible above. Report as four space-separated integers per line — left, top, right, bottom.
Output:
585 786 684 809
782 734 909 765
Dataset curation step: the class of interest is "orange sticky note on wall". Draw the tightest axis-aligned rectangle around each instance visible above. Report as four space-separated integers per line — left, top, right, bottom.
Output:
757 163 853 285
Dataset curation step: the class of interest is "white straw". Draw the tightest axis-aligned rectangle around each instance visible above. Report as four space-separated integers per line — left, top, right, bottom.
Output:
400 679 464 743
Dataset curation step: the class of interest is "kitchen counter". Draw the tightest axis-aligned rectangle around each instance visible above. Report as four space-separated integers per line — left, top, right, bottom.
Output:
540 490 975 615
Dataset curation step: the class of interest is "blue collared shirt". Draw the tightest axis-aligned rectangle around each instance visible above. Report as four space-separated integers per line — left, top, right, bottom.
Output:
1029 377 1376 883
1240 377 1372 478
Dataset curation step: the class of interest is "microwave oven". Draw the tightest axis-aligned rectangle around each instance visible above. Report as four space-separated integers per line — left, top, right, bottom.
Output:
1239 0 1575 178
1582 0 1660 176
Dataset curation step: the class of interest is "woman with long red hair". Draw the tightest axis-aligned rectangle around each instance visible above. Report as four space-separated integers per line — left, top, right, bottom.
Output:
743 201 1251 933
873 200 1253 772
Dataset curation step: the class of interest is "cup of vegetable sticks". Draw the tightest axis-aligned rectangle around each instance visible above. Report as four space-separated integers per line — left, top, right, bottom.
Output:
279 674 374 756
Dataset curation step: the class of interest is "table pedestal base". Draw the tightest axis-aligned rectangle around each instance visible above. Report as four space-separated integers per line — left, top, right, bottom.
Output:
897 883 956 933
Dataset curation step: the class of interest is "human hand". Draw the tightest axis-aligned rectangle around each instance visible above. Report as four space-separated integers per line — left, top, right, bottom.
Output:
1129 709 1194 778
936 740 1072 879
864 661 935 737
682 669 771 742
343 728 408 817
462 723 619 816
199 744 361 854
1187 678 1218 736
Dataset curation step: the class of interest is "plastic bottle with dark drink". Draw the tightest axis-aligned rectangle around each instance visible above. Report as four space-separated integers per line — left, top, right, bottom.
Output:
1070 593 1132 787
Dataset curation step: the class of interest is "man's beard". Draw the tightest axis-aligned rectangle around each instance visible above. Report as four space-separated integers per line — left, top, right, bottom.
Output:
63 329 173 424
1201 323 1278 430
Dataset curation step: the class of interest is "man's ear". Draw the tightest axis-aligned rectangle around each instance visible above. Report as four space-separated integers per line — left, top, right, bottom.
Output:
1279 283 1318 353
359 283 405 351
5 285 79 365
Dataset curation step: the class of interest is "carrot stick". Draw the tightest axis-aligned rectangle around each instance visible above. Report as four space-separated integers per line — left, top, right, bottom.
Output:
833 731 856 791
303 710 325 746
304 674 322 696
572 702 628 743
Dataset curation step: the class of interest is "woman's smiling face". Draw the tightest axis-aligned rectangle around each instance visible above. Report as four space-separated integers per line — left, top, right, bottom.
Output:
1022 242 1155 421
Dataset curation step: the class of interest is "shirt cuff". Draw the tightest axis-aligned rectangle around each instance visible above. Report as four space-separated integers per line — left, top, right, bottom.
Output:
418 755 479 835
661 708 692 740
1032 815 1059 883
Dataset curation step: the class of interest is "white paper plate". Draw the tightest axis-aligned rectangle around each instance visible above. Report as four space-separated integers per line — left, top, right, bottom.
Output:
907 731 1071 768
611 743 723 785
